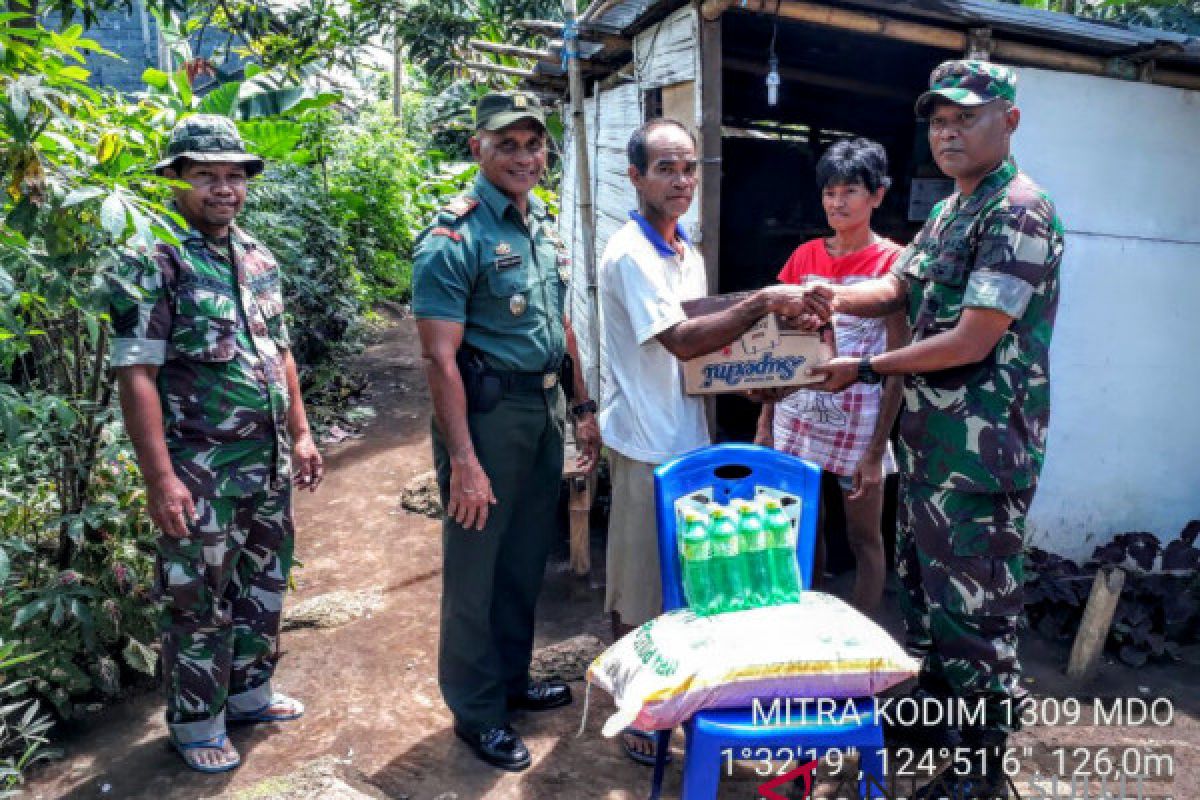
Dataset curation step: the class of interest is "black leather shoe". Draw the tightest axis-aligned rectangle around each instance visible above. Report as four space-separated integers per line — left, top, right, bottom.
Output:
454 724 532 772
507 680 573 712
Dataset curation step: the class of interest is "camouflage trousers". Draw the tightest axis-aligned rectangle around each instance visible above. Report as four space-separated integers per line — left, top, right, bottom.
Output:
156 487 294 743
895 479 1035 737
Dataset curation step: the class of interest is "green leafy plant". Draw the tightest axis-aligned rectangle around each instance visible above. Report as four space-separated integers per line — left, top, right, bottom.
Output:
0 641 56 797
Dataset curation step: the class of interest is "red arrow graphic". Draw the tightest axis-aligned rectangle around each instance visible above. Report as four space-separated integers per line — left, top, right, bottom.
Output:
757 759 818 800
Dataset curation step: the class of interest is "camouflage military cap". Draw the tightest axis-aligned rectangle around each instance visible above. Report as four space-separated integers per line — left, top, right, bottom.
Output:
915 60 1017 117
154 114 265 176
475 91 546 132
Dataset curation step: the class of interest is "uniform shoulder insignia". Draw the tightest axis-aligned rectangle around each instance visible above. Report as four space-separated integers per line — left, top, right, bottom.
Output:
441 196 480 219
430 226 463 242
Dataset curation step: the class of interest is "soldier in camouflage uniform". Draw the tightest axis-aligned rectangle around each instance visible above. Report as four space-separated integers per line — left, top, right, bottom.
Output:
109 115 324 773
804 61 1064 799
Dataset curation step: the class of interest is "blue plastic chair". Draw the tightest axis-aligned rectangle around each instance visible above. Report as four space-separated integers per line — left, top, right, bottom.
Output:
648 443 886 800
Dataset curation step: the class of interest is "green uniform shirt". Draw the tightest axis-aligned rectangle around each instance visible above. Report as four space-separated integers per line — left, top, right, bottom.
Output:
109 222 292 497
411 176 570 372
891 158 1064 493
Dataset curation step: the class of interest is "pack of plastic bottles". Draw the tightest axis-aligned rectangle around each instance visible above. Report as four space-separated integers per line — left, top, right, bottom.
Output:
677 496 803 616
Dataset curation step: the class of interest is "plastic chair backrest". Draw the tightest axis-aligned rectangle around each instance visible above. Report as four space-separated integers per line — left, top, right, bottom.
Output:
653 443 821 612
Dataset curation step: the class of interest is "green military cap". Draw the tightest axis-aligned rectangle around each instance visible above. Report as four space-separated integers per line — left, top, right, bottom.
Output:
154 114 265 176
475 91 547 132
915 60 1017 117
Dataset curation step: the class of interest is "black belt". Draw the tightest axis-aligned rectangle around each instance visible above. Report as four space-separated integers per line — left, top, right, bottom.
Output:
494 369 559 393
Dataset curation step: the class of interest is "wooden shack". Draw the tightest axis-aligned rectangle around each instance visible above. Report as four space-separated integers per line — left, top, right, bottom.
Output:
493 0 1200 559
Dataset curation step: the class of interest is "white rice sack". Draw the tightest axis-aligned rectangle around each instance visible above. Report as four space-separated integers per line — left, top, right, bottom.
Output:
585 592 918 736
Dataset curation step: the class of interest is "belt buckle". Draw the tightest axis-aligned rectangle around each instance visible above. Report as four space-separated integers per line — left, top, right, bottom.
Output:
542 373 558 389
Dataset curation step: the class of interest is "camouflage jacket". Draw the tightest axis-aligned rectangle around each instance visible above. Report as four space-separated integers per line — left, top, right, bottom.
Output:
891 158 1064 493
109 222 292 498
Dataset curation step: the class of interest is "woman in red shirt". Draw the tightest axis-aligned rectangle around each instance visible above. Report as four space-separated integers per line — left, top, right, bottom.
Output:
756 138 908 612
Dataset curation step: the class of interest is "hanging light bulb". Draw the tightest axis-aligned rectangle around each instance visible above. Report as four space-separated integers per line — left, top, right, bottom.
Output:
767 55 780 106
766 21 780 107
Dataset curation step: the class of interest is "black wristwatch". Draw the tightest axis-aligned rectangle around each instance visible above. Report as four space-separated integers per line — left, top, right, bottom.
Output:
571 399 598 418
857 355 882 385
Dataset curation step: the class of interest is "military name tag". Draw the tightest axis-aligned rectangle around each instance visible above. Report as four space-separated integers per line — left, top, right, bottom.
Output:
510 294 527 316
494 254 522 270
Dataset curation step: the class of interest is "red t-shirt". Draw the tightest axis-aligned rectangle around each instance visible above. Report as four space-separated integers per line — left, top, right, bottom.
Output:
777 238 900 285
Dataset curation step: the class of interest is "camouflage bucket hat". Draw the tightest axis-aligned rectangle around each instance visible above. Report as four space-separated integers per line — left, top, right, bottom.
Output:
154 114 265 176
475 91 547 132
915 60 1017 117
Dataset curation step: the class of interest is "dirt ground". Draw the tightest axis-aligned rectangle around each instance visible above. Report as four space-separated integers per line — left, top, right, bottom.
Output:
25 309 1198 800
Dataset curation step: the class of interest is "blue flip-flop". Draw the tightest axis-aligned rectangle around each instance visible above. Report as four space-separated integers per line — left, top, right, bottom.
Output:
170 732 241 774
228 693 305 724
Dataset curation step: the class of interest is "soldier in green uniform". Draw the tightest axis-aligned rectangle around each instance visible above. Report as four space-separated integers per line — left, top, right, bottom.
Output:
802 61 1064 799
109 115 323 773
412 92 601 772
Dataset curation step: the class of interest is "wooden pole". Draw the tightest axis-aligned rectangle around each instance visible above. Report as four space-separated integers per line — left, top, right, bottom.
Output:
516 18 631 53
700 13 723 437
702 0 1200 92
562 0 600 405
392 34 404 118
469 39 551 60
699 14 722 297
452 60 542 79
1066 567 1126 682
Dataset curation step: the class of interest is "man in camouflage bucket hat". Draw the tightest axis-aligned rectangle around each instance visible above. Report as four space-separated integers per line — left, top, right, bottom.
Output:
109 114 323 773
800 60 1064 800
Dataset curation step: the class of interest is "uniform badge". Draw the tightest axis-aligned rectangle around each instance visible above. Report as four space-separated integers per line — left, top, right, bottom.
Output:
495 242 512 256
513 95 528 110
510 294 527 316
442 196 479 219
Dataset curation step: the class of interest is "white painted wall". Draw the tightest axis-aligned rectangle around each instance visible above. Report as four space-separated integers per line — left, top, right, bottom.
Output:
560 6 701 402
1013 67 1200 558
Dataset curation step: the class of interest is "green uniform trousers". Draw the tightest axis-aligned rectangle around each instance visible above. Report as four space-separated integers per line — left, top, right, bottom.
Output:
433 385 565 734
157 487 294 743
895 479 1035 737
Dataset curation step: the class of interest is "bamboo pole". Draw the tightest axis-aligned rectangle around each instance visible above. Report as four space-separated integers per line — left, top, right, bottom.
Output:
561 0 600 403
392 35 404 118
1067 567 1126 681
453 60 543 79
515 18 630 52
701 0 1200 92
469 39 551 60
701 0 964 48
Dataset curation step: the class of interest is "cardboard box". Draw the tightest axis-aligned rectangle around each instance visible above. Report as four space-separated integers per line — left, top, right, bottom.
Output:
680 293 835 396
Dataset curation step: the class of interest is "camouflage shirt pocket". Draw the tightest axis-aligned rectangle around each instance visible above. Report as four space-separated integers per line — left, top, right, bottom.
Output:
914 245 971 337
250 273 289 347
171 283 238 362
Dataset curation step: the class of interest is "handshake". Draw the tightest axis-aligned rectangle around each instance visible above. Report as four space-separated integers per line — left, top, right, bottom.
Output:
744 282 863 402
757 283 835 332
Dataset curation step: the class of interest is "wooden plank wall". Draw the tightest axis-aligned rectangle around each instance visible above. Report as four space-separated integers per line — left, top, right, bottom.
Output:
559 5 702 400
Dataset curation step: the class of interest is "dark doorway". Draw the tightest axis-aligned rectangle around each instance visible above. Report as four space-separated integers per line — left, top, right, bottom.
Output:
714 14 949 442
